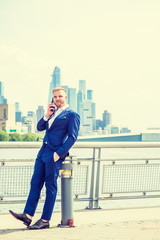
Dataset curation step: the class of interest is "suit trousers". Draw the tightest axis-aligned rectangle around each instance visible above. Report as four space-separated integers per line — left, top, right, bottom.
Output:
24 144 63 220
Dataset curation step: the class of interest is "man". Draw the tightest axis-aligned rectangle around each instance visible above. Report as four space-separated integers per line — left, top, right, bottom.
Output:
9 87 80 230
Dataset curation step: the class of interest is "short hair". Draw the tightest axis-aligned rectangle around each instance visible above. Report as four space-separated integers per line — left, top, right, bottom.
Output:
52 87 66 94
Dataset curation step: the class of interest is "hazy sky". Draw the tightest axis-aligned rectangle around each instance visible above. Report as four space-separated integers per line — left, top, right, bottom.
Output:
0 0 160 132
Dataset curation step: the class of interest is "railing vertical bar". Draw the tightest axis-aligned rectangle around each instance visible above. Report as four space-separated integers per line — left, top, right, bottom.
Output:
94 148 101 209
88 148 96 209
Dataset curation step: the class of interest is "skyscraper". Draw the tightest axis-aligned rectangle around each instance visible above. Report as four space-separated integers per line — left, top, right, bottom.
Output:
79 80 86 101
87 90 93 101
0 104 15 132
15 112 22 123
15 102 20 112
48 66 61 105
36 106 45 122
26 111 37 132
82 101 93 135
68 88 77 112
77 80 86 128
0 81 4 96
96 119 102 130
61 85 69 104
102 110 111 130
77 90 83 113
0 81 7 104
15 102 22 123
91 102 96 130
77 80 96 135
77 90 84 131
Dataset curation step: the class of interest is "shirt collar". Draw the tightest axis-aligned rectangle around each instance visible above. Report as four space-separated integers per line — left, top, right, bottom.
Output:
56 104 69 113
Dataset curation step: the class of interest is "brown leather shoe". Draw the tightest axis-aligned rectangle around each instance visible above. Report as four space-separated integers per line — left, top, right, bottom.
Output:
9 210 32 227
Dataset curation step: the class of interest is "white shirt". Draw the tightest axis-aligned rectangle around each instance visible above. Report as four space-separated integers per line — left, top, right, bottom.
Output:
43 104 69 129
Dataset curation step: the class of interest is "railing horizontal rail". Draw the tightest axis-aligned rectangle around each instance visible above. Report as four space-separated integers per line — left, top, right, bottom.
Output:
1 141 160 148
0 159 35 163
1 158 160 163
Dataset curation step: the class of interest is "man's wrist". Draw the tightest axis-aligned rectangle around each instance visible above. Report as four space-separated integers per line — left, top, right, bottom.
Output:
43 115 49 121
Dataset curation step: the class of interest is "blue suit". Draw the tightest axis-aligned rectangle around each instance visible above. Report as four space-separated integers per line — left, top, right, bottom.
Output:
24 107 80 220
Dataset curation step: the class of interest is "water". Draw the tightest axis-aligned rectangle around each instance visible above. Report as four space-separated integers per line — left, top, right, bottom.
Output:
1 147 160 214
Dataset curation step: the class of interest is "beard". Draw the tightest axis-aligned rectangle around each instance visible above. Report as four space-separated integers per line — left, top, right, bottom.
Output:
54 101 64 108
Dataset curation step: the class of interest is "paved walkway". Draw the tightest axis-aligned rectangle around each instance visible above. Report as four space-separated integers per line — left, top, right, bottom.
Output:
1 207 160 239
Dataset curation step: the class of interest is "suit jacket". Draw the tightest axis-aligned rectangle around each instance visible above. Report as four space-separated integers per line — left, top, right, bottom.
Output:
37 107 80 159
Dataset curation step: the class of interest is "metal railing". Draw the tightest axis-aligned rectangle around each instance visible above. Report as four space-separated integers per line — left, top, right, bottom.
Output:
1 142 160 209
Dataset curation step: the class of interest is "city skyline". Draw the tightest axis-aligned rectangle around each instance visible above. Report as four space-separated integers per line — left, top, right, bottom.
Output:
0 62 154 134
0 78 131 135
1 1 160 132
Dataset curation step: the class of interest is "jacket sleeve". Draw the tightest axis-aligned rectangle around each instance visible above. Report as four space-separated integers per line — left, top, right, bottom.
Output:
56 112 80 158
37 117 47 131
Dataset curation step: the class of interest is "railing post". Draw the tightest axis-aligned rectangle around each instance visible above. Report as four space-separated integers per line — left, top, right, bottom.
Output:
88 148 96 209
58 158 74 227
94 148 101 209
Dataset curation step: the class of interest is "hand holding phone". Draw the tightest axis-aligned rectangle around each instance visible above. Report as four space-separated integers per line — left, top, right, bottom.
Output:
50 98 55 112
45 98 55 118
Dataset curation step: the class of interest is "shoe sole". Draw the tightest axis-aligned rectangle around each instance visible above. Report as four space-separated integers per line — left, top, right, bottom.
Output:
28 226 49 230
9 210 30 227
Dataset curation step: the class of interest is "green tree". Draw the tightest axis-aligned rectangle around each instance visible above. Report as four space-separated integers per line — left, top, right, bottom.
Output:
9 133 22 141
0 131 9 141
22 133 38 142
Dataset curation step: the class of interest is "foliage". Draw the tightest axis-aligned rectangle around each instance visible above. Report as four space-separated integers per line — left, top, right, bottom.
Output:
0 131 42 142
0 130 10 141
22 133 40 142
9 133 22 141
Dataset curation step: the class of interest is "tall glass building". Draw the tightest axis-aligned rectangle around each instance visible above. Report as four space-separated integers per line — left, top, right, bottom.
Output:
77 81 96 135
15 102 22 123
68 88 77 112
48 66 61 105
82 101 94 135
91 102 96 130
102 110 111 130
36 106 45 122
0 81 4 96
77 90 83 115
0 81 7 104
15 102 20 112
87 90 93 101
79 80 86 101
61 85 69 104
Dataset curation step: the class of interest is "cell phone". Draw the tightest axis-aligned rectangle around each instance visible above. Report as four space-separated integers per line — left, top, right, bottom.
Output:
50 98 55 112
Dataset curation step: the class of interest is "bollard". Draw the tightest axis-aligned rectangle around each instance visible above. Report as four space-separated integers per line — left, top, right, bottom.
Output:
58 159 74 227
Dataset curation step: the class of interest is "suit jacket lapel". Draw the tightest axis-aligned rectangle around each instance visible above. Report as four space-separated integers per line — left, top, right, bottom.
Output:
48 107 70 132
45 119 49 132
